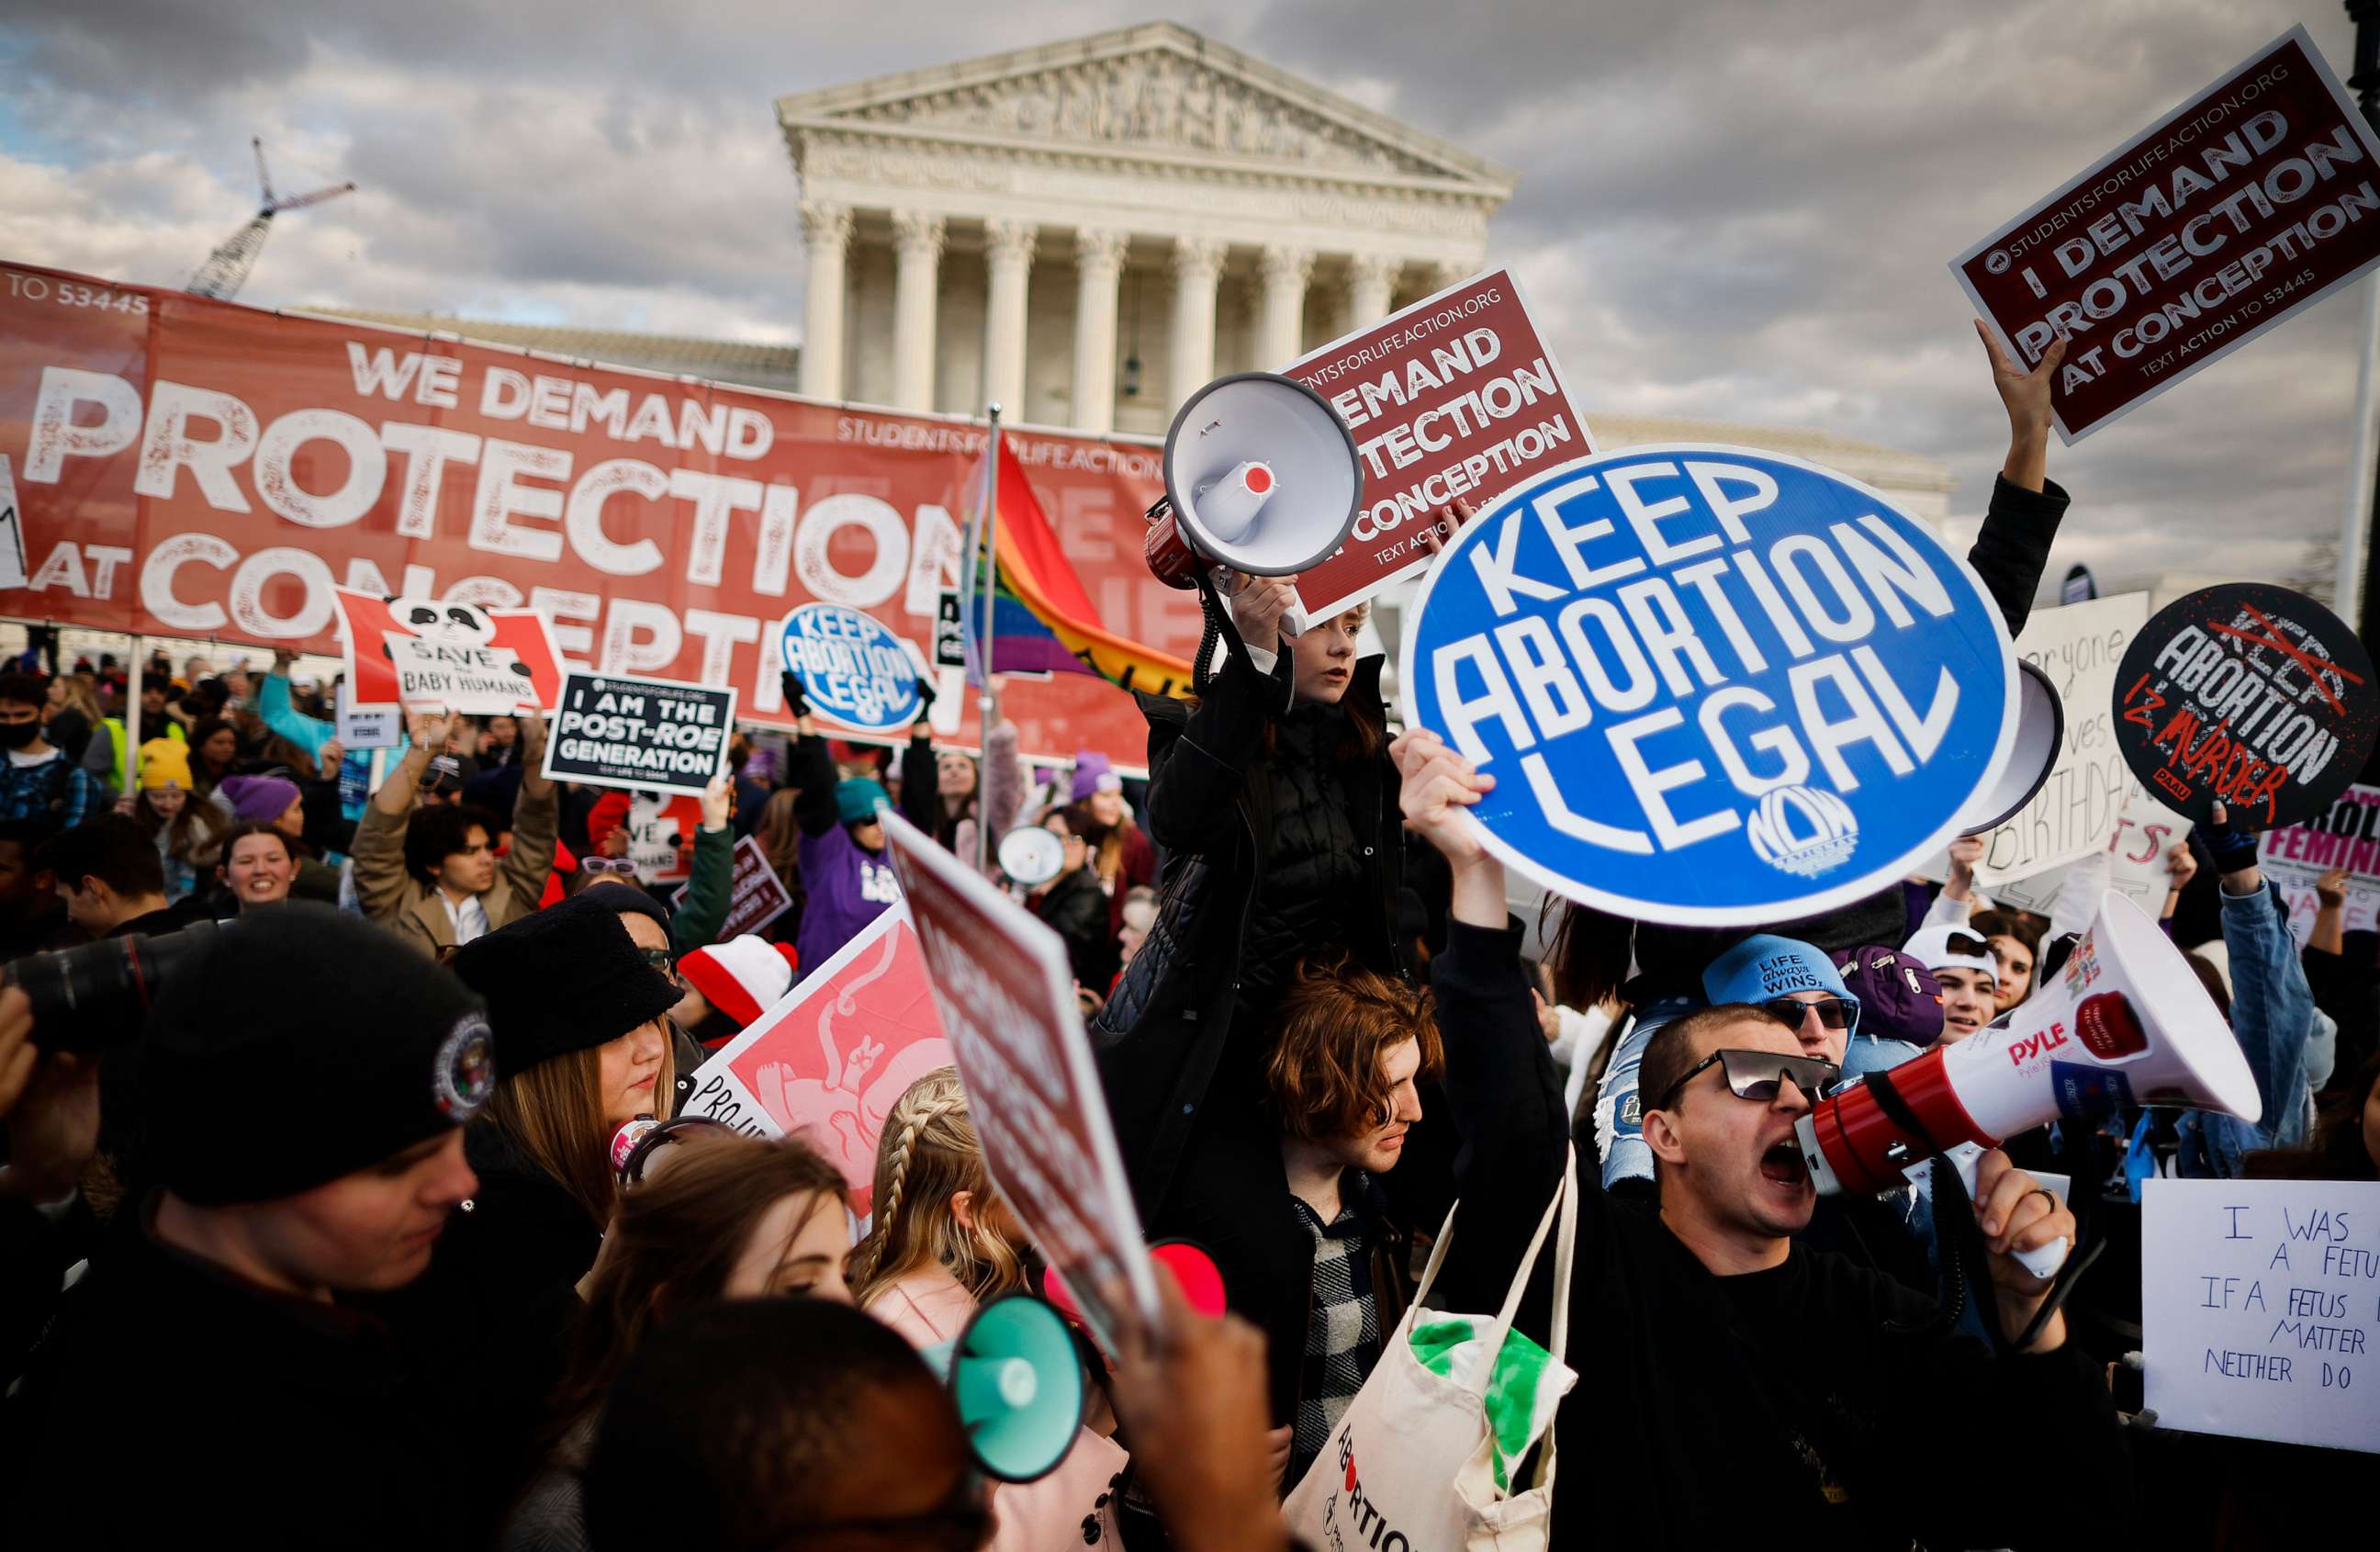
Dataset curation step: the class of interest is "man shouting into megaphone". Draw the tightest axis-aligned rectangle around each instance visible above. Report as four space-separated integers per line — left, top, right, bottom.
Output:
1395 727 2135 1548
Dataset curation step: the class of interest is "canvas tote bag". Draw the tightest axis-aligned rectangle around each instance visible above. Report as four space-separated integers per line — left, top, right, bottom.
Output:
1280 1146 1579 1551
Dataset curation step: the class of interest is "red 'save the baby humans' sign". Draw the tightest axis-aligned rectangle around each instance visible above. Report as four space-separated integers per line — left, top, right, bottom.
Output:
1955 26 2380 441
333 588 565 714
1285 269 1594 621
680 905 952 1216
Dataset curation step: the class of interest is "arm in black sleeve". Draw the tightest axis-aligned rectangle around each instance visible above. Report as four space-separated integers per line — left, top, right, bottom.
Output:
899 729 937 835
1876 1311 2136 1544
1965 474 2071 637
1424 915 1577 1325
1140 648 1286 856
791 733 839 839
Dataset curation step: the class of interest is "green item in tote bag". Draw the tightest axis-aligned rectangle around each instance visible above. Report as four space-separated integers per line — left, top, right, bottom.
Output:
1409 1318 1567 1490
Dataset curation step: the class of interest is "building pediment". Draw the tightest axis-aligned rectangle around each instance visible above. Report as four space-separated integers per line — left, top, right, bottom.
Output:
777 21 1514 197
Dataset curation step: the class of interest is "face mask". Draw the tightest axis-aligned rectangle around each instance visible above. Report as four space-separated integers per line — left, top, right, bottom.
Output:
0 721 40 749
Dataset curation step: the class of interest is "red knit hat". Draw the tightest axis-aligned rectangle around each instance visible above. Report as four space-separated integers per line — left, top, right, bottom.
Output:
679 936 803 1028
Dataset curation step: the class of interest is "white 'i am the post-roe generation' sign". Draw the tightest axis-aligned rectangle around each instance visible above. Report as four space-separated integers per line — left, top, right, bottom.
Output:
1401 447 2017 925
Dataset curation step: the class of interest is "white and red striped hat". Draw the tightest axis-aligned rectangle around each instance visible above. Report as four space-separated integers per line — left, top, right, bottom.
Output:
679 936 803 1029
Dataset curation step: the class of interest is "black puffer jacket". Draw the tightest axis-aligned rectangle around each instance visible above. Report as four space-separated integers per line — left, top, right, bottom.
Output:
1093 647 1405 1220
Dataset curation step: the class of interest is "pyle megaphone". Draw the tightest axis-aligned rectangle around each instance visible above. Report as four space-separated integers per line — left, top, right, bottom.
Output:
1143 372 1364 639
919 1293 1086 1483
1794 887 2259 1197
1959 659 2064 836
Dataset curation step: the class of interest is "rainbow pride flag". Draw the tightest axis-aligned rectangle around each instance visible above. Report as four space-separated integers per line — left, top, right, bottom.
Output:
959 437 1196 700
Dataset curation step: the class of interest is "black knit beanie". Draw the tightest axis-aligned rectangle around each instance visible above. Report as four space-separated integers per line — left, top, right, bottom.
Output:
145 905 495 1206
576 878 672 932
450 895 681 1076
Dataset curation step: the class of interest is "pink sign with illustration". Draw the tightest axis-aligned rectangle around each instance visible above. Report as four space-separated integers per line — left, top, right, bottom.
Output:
679 905 952 1214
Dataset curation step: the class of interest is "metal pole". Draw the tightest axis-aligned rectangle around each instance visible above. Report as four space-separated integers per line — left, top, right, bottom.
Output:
124 636 143 793
2339 278 2380 624
974 404 1003 877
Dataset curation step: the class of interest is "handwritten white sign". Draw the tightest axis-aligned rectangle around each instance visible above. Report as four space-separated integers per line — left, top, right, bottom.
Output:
1974 594 2147 889
2142 1178 2380 1454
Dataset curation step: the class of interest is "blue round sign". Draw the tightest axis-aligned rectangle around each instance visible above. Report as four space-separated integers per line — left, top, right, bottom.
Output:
779 603 922 731
1401 446 2015 926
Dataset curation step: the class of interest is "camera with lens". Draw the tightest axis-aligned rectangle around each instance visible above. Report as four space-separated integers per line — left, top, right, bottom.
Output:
5 920 229 1053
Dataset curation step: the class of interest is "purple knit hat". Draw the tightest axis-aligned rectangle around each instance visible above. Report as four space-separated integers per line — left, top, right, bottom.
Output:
1070 750 1120 803
220 774 301 826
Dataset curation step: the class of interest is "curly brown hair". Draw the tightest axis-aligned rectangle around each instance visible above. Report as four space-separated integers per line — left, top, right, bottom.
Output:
1263 953 1443 1143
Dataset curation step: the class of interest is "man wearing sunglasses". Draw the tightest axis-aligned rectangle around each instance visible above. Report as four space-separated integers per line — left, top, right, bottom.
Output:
1393 728 2132 1547
1701 933 1862 1065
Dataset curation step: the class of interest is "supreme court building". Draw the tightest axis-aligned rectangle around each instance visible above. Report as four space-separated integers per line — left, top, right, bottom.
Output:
774 21 1955 516
342 22 1952 521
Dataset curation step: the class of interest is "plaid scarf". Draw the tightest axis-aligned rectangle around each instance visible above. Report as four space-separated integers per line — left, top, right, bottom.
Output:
1289 1184 1383 1482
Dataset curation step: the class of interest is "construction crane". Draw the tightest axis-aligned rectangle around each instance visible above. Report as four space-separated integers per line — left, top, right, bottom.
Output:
185 138 356 301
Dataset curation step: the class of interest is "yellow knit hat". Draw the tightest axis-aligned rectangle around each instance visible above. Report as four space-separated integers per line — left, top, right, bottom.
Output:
140 738 194 792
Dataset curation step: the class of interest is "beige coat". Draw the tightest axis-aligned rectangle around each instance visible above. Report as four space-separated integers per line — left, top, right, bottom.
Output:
350 782 559 955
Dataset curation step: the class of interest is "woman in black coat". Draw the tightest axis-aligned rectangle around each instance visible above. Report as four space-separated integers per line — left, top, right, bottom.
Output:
1093 572 1411 1230
390 891 683 1527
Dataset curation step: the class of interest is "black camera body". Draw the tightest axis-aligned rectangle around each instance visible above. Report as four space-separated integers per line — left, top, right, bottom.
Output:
6 920 228 1052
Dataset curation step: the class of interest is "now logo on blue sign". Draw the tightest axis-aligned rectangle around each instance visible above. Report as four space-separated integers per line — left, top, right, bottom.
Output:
1401 446 2016 925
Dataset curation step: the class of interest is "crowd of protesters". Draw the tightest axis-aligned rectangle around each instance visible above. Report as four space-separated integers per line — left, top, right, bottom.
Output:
0 323 2373 1552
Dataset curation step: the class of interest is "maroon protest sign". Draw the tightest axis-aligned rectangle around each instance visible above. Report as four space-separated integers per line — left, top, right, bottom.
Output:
1954 26 2380 442
881 810 1162 1353
671 835 794 940
2112 582 2378 827
1285 269 1594 620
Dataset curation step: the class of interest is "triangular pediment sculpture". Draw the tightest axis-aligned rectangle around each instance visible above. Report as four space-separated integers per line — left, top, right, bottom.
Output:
777 21 1511 193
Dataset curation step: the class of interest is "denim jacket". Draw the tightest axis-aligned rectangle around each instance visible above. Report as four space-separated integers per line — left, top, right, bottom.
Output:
2175 880 2315 1177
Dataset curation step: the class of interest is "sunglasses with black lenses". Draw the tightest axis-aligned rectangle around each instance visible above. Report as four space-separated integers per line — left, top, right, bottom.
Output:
1758 995 1858 1033
1656 1048 1842 1111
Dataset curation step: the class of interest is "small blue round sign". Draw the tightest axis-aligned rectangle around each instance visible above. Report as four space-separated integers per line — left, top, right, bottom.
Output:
1401 446 2015 926
779 603 922 732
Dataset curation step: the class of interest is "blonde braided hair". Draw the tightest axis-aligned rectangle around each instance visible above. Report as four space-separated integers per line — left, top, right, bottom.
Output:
851 1067 1024 1309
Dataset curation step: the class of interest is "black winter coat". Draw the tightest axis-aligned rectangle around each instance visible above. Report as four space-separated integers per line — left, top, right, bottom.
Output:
6 1197 480 1550
387 1121 598 1528
1092 647 1405 1220
1091 646 1418 1432
1035 865 1116 990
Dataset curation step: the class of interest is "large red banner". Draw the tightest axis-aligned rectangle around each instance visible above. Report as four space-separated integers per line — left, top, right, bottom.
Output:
1955 26 2380 442
0 260 1201 762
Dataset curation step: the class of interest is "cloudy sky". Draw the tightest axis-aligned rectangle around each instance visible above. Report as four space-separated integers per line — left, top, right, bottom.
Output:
1 1 2366 600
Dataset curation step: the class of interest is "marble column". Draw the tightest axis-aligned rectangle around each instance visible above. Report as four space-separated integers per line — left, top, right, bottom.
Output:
1167 237 1227 410
890 210 946 413
982 219 1037 415
1257 243 1314 366
799 200 854 399
1071 228 1128 434
1348 253 1402 330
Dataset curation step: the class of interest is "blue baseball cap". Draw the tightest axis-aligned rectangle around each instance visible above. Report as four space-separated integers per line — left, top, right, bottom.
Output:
1702 934 1859 1033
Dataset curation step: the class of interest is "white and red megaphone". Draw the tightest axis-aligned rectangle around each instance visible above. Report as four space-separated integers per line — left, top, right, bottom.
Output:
1142 372 1364 638
1795 888 2260 1201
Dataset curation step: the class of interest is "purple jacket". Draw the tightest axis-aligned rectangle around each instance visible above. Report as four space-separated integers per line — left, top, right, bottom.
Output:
794 804 902 972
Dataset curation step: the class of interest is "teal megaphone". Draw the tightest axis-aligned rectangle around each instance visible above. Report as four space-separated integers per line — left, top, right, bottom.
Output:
920 1294 1086 1483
